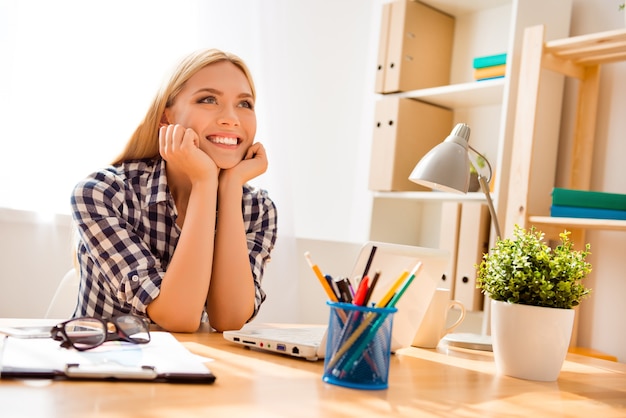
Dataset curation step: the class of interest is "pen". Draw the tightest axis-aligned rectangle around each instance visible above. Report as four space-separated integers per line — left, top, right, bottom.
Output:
361 245 377 279
325 274 341 301
352 276 369 306
347 279 356 298
305 252 337 302
326 262 422 373
335 277 353 303
363 270 381 306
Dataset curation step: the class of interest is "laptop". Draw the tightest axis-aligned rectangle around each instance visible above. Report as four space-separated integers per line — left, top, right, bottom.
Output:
223 241 450 361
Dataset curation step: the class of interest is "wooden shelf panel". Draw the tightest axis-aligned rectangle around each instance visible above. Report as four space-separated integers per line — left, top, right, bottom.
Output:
425 0 510 16
545 28 626 66
391 78 505 109
528 216 626 232
373 191 488 202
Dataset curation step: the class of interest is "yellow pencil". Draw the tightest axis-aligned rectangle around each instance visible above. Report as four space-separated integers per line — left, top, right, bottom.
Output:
375 270 409 308
304 251 338 302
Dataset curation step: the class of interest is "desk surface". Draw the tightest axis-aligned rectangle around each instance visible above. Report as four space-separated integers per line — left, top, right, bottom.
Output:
1 319 625 418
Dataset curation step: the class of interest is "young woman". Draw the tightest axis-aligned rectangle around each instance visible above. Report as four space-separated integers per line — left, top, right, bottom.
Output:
70 49 277 332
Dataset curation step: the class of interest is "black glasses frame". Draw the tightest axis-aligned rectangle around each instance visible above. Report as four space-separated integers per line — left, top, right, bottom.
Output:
51 315 151 351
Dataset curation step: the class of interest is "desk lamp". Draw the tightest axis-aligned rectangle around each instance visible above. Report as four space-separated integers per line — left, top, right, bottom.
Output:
408 122 500 351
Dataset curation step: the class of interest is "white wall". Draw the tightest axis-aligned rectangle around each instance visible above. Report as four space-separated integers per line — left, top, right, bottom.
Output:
0 0 379 321
0 210 74 318
0 0 625 362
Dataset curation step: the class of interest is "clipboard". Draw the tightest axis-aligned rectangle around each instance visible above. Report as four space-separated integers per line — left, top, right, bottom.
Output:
0 331 216 384
0 325 52 338
1 364 216 383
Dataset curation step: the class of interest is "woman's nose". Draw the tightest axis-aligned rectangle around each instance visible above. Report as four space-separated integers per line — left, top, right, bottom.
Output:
217 107 239 126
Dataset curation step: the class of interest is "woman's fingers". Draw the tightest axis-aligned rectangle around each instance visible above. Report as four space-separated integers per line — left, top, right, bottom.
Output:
159 124 199 159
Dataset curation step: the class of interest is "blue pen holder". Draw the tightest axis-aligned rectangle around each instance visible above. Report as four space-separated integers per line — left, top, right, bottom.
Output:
322 301 397 390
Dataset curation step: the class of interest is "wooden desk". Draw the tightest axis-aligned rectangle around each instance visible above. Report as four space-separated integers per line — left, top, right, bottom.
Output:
1 320 625 417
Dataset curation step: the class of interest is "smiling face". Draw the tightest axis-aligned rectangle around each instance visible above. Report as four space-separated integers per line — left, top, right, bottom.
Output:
163 60 256 169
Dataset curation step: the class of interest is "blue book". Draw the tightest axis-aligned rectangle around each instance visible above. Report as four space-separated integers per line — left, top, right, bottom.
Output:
550 205 626 220
476 75 505 82
472 53 507 69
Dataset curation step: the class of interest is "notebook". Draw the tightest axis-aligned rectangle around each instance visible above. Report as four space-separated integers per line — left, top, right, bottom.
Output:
223 241 449 361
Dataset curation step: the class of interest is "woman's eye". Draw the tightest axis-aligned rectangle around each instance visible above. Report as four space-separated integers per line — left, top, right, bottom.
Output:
199 96 217 104
239 100 254 110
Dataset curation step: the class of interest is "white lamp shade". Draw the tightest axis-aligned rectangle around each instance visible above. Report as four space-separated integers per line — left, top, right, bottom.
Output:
408 124 471 193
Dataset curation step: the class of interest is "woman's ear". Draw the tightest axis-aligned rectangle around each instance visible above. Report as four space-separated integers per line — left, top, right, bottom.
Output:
159 112 169 128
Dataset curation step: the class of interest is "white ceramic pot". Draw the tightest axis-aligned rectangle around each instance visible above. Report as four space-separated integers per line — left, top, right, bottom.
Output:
490 299 575 382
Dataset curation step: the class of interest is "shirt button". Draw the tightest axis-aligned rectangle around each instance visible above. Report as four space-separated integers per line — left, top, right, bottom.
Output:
132 275 139 282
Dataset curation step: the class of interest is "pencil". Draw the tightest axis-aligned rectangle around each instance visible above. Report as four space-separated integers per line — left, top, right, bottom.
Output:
363 270 381 306
304 252 338 302
326 262 423 372
375 270 409 308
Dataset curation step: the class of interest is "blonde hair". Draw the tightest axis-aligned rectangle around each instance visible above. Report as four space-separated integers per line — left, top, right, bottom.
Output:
112 49 256 165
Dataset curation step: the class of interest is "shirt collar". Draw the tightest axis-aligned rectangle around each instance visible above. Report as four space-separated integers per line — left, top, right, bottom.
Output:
145 158 170 207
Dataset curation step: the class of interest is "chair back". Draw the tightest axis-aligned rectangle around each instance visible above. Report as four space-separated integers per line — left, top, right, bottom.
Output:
45 268 79 319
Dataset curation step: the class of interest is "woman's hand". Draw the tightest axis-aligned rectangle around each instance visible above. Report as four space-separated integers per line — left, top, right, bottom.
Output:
159 124 218 182
221 142 268 185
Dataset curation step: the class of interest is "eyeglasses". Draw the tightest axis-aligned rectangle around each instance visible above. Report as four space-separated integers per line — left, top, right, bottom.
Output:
51 315 151 351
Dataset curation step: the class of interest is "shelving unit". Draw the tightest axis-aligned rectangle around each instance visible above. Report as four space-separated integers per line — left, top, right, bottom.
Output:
504 26 626 348
368 0 573 249
366 0 573 312
505 26 626 239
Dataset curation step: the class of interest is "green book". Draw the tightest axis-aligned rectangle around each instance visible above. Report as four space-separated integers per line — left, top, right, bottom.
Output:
472 53 507 69
551 188 626 211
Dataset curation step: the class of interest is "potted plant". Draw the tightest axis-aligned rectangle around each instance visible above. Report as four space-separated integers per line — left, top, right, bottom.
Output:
476 224 592 381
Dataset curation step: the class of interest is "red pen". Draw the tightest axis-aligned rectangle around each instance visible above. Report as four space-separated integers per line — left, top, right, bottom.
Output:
352 276 370 306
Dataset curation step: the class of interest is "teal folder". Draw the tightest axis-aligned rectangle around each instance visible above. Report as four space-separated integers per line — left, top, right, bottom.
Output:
551 188 626 211
472 53 507 69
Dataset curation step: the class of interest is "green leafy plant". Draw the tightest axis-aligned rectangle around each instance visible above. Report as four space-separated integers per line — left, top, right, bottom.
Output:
476 225 592 309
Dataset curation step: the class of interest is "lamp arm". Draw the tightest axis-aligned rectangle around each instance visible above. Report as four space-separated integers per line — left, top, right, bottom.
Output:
477 175 502 240
467 145 501 239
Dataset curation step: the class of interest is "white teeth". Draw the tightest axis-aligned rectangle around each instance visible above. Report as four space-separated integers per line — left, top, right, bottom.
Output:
209 136 237 145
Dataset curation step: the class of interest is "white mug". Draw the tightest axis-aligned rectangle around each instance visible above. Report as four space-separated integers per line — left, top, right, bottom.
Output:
411 288 466 349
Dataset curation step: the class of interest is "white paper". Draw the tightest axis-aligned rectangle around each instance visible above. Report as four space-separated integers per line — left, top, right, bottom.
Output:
1 331 212 375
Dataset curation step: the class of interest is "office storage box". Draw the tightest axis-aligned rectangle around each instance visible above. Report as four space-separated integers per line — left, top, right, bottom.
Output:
368 97 452 192
454 202 490 311
375 0 454 93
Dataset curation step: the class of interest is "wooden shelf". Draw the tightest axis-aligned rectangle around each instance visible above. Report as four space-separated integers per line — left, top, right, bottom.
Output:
528 216 626 232
373 191 489 202
425 0 510 16
392 78 505 109
544 28 626 68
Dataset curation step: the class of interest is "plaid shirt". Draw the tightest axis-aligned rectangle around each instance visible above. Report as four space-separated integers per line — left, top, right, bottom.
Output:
70 158 277 322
